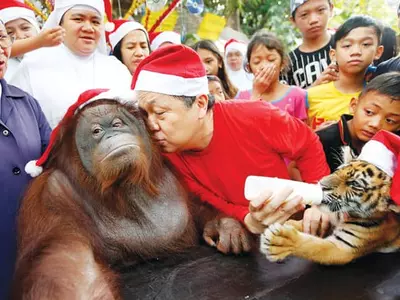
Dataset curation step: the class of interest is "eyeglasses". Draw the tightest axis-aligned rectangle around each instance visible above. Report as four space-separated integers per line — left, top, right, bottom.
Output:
0 34 15 48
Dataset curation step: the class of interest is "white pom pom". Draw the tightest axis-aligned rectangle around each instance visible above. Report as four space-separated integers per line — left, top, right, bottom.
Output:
25 160 43 177
105 22 115 33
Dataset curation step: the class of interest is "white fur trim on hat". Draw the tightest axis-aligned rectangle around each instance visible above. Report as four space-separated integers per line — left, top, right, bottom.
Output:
150 31 181 51
109 22 148 49
104 21 115 32
25 160 43 177
77 89 137 112
134 70 209 97
225 41 247 57
0 7 40 32
358 140 396 177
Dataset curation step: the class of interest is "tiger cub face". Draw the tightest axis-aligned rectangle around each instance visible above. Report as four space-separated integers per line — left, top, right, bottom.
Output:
319 160 393 218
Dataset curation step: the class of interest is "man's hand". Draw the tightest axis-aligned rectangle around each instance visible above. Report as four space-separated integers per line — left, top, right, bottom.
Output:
203 217 253 254
244 188 305 234
311 62 339 87
302 205 331 237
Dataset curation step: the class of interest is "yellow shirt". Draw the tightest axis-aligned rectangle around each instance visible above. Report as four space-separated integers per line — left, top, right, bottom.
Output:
307 82 361 129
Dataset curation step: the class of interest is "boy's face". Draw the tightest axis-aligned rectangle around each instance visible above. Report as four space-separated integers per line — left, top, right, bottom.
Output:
350 91 400 143
330 27 383 75
291 0 332 40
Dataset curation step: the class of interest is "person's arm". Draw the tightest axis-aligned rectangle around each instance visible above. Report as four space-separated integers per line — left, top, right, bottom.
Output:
10 27 64 58
265 107 330 182
167 158 249 222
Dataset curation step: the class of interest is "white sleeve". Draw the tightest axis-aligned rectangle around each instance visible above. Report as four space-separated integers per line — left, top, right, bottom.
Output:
9 62 33 96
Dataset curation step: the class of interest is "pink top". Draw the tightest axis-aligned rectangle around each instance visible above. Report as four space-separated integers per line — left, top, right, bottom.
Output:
236 86 308 121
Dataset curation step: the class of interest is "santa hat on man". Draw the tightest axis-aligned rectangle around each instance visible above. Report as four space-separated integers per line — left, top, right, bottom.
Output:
25 88 136 177
132 44 208 96
0 0 40 32
357 130 400 205
149 31 181 51
224 38 247 56
42 0 114 54
107 19 149 50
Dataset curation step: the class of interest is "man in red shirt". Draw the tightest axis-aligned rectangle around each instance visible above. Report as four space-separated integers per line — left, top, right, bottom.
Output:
132 45 331 253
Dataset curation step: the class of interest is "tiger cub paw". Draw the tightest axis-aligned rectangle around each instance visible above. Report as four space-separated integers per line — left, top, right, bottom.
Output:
260 223 300 262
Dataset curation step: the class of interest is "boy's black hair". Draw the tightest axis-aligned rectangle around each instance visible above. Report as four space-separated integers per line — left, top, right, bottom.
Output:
333 15 383 48
291 0 332 19
360 72 400 101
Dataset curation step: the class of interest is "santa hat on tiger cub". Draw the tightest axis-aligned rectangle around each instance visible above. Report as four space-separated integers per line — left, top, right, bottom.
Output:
0 0 40 32
357 130 400 205
25 88 136 177
149 31 181 51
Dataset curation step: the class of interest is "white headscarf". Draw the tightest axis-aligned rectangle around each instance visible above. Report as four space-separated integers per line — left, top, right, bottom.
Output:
42 0 108 54
224 40 253 92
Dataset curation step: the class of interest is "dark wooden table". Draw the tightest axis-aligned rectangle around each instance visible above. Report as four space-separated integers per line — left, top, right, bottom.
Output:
122 245 400 300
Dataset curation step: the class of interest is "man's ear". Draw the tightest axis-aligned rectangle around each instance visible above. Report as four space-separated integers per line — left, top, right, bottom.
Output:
195 94 209 119
328 2 334 17
329 48 336 63
374 45 384 61
290 16 296 27
349 97 358 114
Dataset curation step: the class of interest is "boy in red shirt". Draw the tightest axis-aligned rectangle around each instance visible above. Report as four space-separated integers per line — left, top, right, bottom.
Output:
133 45 331 252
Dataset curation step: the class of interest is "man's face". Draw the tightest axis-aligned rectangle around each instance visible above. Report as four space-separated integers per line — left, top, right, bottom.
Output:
61 8 102 56
0 23 11 79
351 91 400 143
292 0 332 40
138 92 205 153
331 27 383 75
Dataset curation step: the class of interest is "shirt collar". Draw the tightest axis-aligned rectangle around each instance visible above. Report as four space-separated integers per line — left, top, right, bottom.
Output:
1 79 27 99
339 114 359 155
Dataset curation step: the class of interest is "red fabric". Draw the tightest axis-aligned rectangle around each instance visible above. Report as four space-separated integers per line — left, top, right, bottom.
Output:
164 100 330 222
0 0 31 9
131 45 206 89
371 130 400 205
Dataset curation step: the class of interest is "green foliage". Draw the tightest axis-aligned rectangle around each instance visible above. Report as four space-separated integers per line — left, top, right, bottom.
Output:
204 0 399 51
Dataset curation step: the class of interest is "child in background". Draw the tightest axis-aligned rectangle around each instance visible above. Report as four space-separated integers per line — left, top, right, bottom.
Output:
207 75 226 102
317 72 400 173
308 15 384 129
237 31 308 122
192 40 238 99
0 0 64 81
284 0 338 88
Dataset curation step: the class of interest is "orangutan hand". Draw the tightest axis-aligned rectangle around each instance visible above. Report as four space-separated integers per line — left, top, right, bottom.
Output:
203 217 253 254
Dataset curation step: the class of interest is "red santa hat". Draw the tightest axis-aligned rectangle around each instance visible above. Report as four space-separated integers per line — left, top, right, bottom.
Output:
149 31 181 51
224 38 247 56
357 130 400 205
25 88 136 177
107 19 149 50
0 0 40 32
131 44 208 96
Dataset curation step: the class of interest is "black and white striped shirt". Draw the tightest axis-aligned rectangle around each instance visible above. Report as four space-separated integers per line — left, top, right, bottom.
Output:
283 36 334 89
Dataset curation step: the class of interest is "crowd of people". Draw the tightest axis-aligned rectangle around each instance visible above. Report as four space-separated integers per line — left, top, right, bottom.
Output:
1 0 400 297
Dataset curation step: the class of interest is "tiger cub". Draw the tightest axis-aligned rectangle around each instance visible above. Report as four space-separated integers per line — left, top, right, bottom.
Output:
260 160 400 265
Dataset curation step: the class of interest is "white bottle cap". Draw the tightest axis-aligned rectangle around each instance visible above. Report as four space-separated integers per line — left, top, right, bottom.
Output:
244 176 323 206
